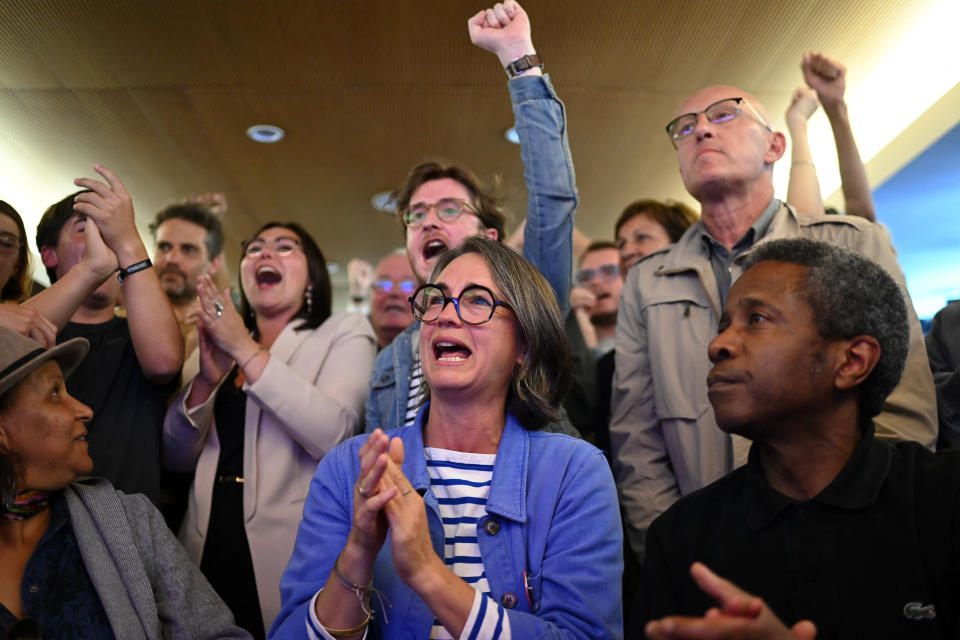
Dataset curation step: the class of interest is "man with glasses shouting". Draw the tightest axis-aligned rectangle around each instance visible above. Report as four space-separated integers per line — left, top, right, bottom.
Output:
365 0 577 435
610 83 938 576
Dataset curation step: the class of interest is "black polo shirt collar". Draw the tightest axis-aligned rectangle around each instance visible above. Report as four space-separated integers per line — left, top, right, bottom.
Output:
740 422 892 531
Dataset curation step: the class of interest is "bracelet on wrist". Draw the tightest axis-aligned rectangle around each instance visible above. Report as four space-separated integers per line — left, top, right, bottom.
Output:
117 258 153 283
239 348 265 370
322 613 372 639
330 552 391 624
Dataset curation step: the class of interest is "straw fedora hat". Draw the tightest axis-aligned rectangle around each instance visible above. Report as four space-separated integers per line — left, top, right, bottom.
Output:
0 327 88 398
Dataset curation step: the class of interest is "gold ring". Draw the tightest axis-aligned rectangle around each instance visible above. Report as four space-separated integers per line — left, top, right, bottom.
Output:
401 488 412 497
358 486 368 498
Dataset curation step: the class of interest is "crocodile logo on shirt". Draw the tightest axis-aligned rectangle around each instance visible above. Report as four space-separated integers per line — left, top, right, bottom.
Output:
903 602 936 621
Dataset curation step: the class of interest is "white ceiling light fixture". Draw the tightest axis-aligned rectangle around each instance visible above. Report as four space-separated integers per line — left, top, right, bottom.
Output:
504 126 520 144
370 190 398 213
246 124 286 143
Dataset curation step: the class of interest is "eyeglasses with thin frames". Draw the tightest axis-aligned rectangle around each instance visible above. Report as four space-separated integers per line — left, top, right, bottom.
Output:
575 264 620 286
409 283 513 325
372 278 417 295
0 232 22 256
402 198 479 229
665 97 772 147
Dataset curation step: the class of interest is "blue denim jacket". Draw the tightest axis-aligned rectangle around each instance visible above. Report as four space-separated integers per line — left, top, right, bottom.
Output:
365 74 578 434
270 407 623 639
365 321 417 434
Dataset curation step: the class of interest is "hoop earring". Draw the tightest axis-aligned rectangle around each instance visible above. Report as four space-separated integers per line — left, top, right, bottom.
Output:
305 284 313 315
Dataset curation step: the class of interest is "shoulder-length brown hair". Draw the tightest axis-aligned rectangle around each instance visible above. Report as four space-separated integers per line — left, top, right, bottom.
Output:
424 237 571 429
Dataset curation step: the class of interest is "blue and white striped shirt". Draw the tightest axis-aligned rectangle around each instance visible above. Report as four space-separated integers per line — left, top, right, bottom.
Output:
306 447 511 640
426 447 509 640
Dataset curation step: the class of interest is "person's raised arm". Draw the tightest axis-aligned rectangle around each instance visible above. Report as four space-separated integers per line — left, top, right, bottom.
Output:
23 216 118 331
784 87 825 216
73 164 184 383
802 52 876 222
468 0 541 75
470 0 578 314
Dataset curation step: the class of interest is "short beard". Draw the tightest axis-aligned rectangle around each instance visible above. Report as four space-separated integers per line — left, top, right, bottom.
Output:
590 311 618 329
163 285 198 307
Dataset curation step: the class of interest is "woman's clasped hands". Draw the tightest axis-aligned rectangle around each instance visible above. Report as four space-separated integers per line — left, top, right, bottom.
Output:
349 430 441 589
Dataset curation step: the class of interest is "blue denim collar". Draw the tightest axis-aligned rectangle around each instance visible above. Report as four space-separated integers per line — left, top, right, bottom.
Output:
402 403 529 523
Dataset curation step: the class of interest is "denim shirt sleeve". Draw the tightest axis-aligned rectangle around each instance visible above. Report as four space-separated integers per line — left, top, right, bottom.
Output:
510 74 578 316
363 325 415 434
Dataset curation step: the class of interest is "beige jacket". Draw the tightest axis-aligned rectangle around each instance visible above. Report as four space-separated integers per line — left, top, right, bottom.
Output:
162 312 376 633
610 203 937 560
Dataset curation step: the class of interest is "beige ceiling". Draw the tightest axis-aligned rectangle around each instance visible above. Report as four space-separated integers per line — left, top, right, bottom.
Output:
0 0 943 300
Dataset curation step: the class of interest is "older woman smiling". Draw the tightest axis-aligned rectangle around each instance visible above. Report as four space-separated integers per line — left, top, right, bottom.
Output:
0 327 247 638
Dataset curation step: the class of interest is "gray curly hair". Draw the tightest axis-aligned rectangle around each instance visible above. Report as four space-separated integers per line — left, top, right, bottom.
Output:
743 237 908 421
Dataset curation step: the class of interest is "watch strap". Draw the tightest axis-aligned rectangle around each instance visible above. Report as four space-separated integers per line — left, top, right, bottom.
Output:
504 54 542 79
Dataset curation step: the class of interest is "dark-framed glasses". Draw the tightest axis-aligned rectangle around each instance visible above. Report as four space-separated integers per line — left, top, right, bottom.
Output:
402 198 478 229
0 232 22 256
241 237 303 259
575 264 620 285
372 277 417 295
409 283 513 325
665 97 772 145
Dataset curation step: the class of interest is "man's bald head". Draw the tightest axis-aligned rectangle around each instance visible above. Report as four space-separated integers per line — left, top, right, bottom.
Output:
671 85 785 205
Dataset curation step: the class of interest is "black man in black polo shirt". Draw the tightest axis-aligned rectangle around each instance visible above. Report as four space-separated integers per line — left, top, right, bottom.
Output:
641 238 960 640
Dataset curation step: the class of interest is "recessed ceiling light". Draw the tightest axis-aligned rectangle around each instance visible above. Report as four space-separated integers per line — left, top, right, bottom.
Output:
370 190 398 213
246 124 286 144
504 126 520 144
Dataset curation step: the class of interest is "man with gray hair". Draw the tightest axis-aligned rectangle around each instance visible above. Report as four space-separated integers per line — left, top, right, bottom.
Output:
641 238 960 640
611 83 937 565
